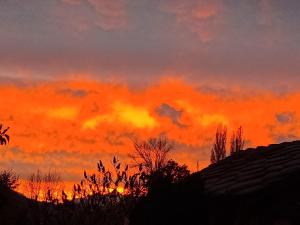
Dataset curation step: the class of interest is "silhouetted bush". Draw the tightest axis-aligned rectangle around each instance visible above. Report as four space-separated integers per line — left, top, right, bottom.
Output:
146 159 190 194
130 173 207 225
0 169 19 190
58 156 148 225
73 156 147 199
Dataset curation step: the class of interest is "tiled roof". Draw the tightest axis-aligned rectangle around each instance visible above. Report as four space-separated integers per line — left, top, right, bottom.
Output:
199 140 300 195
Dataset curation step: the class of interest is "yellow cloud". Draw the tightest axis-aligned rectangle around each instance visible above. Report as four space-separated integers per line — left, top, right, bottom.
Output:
47 107 78 120
175 100 228 126
198 114 229 127
175 100 194 114
82 115 109 129
113 102 157 128
82 102 157 129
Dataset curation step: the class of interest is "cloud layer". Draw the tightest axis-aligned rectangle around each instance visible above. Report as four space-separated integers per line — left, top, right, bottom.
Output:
0 0 300 194
0 0 299 90
1 79 300 192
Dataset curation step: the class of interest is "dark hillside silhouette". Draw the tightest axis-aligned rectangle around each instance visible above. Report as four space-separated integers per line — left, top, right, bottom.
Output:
0 185 31 225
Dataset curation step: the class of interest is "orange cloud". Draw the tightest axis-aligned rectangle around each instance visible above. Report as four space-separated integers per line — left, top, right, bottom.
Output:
1 78 300 195
47 107 79 120
175 100 228 126
83 102 157 129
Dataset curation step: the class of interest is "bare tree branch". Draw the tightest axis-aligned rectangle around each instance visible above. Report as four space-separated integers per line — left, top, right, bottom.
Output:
211 125 227 164
230 126 245 155
129 135 174 173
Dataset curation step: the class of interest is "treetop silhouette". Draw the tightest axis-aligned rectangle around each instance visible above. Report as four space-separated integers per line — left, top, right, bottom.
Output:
210 125 227 164
0 124 9 146
129 135 174 173
230 126 245 155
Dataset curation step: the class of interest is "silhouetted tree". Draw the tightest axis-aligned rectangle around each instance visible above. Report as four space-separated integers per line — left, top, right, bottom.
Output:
25 169 63 203
160 160 190 183
230 126 245 155
0 169 19 190
129 135 191 191
0 124 9 146
211 125 227 164
0 125 14 189
129 135 173 174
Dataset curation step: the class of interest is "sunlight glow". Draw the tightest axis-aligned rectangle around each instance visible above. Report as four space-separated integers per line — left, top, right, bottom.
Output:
83 102 157 129
113 102 157 129
198 114 229 127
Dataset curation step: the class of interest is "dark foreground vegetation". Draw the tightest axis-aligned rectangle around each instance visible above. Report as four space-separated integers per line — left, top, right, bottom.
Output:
132 171 300 225
1 126 300 225
1 167 300 225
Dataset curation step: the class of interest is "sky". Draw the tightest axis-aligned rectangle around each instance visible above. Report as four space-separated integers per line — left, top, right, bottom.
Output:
0 0 300 193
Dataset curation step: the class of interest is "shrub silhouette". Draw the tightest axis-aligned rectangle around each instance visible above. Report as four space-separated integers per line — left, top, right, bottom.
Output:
68 150 189 225
60 156 148 225
73 156 148 200
130 173 207 225
146 159 190 194
0 169 19 190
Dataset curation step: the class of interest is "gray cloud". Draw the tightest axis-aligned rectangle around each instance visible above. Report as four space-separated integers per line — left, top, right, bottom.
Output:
156 103 186 127
174 141 211 159
57 88 88 97
276 112 296 124
273 134 298 144
0 0 300 90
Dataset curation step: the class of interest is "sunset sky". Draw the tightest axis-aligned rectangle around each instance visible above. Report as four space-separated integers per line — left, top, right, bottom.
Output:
0 0 300 191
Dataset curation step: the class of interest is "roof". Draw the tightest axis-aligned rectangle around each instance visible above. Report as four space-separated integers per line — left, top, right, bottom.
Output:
199 140 300 195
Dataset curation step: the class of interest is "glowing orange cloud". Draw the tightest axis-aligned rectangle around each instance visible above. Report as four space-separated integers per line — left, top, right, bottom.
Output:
83 102 157 129
1 78 300 195
47 107 79 120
